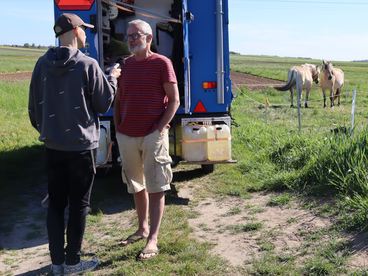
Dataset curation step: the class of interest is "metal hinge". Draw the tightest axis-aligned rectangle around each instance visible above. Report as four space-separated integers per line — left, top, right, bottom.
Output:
185 11 194 22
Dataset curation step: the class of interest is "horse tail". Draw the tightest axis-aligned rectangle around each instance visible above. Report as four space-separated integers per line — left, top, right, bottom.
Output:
274 70 296 91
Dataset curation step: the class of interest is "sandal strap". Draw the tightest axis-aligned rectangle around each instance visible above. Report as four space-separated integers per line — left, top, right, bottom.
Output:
141 248 159 254
127 234 144 242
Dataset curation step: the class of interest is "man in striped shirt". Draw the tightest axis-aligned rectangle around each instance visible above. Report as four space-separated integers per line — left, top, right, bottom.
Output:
114 19 180 260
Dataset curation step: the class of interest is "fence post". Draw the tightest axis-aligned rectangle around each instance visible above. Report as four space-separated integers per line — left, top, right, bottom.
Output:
297 90 301 132
351 88 357 135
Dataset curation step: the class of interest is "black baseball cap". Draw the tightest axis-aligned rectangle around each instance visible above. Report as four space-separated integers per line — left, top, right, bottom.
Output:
54 13 94 37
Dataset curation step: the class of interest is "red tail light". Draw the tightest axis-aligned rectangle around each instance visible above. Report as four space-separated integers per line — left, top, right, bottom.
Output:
202 81 217 89
55 0 95 10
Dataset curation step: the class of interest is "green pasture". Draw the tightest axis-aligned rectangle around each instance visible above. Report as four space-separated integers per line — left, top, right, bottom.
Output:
1 48 368 274
0 79 43 234
213 55 368 230
231 54 368 132
0 80 40 150
231 54 368 92
0 46 45 73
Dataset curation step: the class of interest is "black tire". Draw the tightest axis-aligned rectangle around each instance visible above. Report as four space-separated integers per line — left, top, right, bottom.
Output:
96 167 110 177
201 164 214 174
171 156 181 168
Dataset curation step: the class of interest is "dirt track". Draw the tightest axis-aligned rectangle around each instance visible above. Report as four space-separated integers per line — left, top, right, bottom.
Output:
0 71 32 82
231 71 283 90
0 71 284 90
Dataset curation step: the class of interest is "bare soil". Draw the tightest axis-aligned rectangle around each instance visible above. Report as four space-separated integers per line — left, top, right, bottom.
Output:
185 192 368 271
0 71 32 82
0 71 284 91
230 71 283 91
186 192 330 267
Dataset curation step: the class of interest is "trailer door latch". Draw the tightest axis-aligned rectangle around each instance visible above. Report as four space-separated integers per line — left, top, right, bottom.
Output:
185 12 194 22
90 14 97 33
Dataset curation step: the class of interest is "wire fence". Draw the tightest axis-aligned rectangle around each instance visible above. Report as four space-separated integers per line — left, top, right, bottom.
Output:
232 81 367 135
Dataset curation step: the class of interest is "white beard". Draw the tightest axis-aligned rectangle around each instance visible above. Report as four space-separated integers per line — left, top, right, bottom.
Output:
129 41 147 54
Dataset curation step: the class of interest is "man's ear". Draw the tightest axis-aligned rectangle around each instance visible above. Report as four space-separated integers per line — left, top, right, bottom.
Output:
73 27 79 37
146 34 153 43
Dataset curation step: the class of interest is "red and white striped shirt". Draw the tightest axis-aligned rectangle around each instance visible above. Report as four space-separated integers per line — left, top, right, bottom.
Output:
117 53 177 137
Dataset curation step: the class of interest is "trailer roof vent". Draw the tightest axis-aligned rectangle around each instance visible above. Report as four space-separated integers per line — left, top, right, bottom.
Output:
55 0 95 11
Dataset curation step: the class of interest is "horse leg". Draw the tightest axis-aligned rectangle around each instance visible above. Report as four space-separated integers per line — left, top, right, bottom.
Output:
290 87 294 108
305 86 311 108
330 88 335 108
336 88 341 106
322 89 327 108
296 80 302 108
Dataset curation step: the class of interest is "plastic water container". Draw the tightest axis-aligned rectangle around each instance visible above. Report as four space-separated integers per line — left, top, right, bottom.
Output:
182 124 232 162
182 125 208 161
207 124 232 161
169 125 183 156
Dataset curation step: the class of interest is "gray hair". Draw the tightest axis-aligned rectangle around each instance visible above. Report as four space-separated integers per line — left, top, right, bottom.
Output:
128 19 152 35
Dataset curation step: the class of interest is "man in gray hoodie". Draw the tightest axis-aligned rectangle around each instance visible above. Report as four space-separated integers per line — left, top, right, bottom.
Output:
28 13 120 275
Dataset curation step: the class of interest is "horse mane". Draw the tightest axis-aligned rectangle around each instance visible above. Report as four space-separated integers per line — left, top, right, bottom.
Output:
303 63 319 81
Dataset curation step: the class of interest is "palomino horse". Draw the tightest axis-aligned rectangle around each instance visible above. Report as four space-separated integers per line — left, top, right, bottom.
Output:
274 64 321 108
320 60 344 108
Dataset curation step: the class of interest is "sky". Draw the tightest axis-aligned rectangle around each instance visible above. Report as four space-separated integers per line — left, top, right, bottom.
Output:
0 0 367 61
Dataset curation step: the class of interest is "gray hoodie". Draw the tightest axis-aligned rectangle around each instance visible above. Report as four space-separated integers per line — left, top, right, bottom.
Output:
29 47 117 151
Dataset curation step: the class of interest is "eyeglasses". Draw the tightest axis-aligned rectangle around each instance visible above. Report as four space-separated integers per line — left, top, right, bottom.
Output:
127 32 148 41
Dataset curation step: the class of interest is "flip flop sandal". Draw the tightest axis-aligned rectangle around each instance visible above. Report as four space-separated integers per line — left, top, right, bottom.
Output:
119 234 145 247
137 248 159 261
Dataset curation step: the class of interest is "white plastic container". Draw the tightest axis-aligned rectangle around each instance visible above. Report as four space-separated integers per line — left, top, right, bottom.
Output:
182 124 232 162
182 125 208 161
207 124 231 161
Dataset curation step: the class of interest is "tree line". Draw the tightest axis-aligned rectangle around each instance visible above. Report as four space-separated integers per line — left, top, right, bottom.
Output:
2 43 51 49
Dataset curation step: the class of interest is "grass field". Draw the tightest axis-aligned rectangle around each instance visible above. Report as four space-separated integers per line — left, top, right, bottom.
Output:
231 54 368 132
1 47 368 275
214 55 368 230
231 54 368 89
0 46 45 73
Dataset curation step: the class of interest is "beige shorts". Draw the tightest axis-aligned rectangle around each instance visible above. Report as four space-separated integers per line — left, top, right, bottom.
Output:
116 130 172 194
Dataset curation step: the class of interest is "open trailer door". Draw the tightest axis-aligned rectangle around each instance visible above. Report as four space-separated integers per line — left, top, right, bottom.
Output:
181 0 192 115
54 0 100 63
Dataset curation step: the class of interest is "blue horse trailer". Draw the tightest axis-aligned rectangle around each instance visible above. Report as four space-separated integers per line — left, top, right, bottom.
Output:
54 0 234 171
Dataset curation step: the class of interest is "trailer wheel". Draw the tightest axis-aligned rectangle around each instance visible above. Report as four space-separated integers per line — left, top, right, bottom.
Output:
201 164 214 174
96 167 110 177
171 156 181 168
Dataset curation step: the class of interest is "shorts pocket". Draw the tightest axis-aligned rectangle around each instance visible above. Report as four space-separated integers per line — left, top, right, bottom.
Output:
121 167 129 185
154 143 173 185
